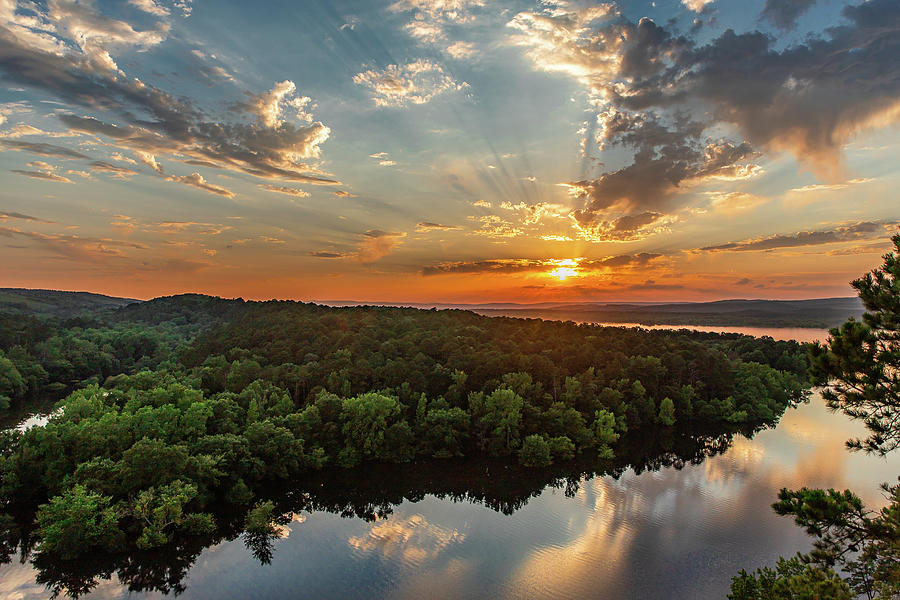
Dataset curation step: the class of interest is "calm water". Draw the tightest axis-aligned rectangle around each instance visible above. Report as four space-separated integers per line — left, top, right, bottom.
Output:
2 326 897 600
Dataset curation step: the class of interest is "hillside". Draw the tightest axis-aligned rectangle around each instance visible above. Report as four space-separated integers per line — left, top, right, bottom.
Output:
0 288 139 318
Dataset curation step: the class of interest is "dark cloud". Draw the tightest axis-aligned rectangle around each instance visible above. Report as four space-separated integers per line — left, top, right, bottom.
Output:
760 0 818 31
513 0 900 235
614 0 900 175
701 221 897 252
735 277 753 285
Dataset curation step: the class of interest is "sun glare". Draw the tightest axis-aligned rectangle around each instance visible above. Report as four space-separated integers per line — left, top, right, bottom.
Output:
549 267 579 280
546 258 580 281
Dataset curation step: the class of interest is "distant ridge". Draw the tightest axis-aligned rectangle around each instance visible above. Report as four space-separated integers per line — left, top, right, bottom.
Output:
0 288 140 318
0 289 865 328
324 297 864 328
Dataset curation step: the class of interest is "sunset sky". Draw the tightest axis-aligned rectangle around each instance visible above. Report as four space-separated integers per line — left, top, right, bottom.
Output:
0 0 898 303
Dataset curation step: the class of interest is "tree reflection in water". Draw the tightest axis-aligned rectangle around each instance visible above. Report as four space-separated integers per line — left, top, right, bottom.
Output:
0 421 765 599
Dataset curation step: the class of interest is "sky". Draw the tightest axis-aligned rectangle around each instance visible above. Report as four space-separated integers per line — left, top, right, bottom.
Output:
0 0 898 303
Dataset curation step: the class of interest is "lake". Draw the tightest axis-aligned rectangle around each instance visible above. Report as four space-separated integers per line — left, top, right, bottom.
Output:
1 325 897 600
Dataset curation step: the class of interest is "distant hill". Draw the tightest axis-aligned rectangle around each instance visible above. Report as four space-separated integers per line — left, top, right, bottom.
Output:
472 298 865 328
0 288 140 318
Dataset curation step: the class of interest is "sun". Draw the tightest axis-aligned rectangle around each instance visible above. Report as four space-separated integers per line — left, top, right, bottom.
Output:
549 267 579 280
545 259 581 281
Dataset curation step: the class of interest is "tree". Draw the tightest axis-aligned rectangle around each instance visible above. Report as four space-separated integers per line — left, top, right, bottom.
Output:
729 555 851 600
657 397 676 427
519 435 551 467
35 485 124 559
809 234 900 456
734 234 900 599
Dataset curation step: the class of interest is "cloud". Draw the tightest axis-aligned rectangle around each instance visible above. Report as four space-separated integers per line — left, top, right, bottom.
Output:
369 151 397 166
353 60 468 107
333 190 358 198
828 241 895 256
10 169 72 183
416 221 459 232
789 178 872 193
700 221 898 252
469 215 523 238
357 229 406 262
682 0 714 12
569 210 677 242
0 139 89 159
0 1 337 186
260 184 310 198
389 0 483 22
309 250 352 258
165 172 235 198
88 160 137 178
445 41 476 59
760 0 818 30
249 80 313 128
129 0 170 17
0 210 52 223
510 0 900 234
499 201 567 225
0 225 146 262
422 258 549 276
707 191 769 214
135 151 164 174
422 253 663 276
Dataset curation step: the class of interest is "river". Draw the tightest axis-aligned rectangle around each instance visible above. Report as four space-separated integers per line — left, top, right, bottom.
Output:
1 325 897 600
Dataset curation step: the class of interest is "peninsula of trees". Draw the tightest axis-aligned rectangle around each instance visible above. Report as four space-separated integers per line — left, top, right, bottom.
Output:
1 291 810 584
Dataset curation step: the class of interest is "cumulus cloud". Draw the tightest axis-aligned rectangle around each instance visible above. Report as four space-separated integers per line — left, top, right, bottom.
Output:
682 0 714 13
701 221 898 252
165 172 234 198
250 80 313 128
136 151 164 174
357 229 406 262
353 60 468 107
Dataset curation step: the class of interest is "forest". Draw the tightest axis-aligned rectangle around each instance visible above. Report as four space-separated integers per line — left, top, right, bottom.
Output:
0 291 813 581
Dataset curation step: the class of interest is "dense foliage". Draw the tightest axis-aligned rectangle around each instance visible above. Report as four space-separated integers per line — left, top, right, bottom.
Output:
0 292 813 597
732 235 900 600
